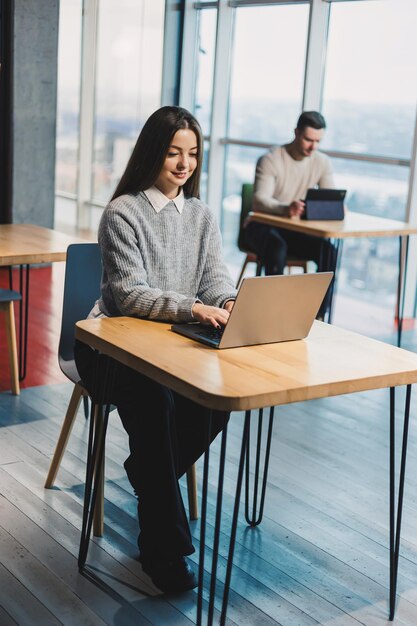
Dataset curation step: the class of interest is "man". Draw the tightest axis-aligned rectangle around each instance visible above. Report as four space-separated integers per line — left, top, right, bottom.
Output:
244 111 336 316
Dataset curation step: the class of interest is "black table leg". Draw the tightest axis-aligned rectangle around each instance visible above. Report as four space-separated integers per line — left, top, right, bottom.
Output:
197 410 250 626
389 384 412 620
396 236 409 347
244 406 275 527
78 401 110 570
197 412 212 624
323 238 343 324
78 351 113 572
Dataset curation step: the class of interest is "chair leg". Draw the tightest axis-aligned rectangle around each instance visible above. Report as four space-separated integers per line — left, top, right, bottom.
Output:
44 383 84 488
92 405 105 537
93 458 105 537
2 301 20 395
286 259 309 274
186 464 198 520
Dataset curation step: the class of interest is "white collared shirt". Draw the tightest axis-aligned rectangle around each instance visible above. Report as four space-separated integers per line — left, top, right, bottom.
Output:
144 186 184 214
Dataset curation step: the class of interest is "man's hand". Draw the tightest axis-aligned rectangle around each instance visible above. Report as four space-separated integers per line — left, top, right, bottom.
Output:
287 200 305 218
192 303 230 328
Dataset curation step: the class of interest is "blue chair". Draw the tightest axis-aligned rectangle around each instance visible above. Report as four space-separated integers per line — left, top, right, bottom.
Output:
45 243 198 536
44 243 102 494
0 287 21 395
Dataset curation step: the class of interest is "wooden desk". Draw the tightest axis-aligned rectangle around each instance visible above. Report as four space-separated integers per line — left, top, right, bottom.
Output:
75 316 417 624
246 210 417 240
0 224 91 378
246 211 417 344
0 223 89 265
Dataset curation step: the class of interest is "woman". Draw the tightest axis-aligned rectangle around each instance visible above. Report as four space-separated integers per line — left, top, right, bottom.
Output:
75 106 236 593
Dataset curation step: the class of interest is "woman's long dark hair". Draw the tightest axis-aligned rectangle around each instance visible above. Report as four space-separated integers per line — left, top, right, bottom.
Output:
111 106 203 201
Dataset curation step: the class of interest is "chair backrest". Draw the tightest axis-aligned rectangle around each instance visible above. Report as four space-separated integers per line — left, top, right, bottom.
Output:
59 243 102 364
237 183 254 252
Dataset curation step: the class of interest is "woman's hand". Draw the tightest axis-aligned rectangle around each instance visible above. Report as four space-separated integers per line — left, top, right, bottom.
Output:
223 300 234 314
192 303 230 328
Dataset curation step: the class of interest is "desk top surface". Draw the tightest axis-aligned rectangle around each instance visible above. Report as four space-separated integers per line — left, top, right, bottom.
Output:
247 211 417 239
75 317 417 411
0 224 91 266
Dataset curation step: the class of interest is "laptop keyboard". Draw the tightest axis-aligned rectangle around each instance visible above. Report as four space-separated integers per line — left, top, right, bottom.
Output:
196 325 224 343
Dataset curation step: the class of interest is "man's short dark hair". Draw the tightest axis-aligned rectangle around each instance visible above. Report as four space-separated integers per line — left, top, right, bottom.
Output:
296 111 326 131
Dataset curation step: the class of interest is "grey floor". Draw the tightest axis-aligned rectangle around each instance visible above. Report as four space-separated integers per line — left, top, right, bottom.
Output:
2 377 417 625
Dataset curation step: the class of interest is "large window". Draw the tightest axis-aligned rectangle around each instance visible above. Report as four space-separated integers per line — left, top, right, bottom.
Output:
55 0 165 229
223 2 310 268
55 0 82 196
322 1 417 163
56 0 417 332
228 4 309 145
321 0 417 322
93 0 165 204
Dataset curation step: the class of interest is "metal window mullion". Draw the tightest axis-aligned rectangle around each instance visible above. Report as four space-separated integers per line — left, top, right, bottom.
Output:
322 0 378 3
302 0 330 111
206 0 234 221
162 0 184 105
228 0 308 7
323 149 409 167
179 0 200 111
77 0 98 229
401 108 417 318
194 1 218 7
219 137 410 167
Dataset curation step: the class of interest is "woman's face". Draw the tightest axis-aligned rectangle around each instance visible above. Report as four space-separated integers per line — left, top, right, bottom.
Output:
155 129 198 199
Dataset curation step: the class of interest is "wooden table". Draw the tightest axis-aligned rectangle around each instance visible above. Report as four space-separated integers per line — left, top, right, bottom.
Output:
75 316 417 624
0 224 91 379
246 211 417 344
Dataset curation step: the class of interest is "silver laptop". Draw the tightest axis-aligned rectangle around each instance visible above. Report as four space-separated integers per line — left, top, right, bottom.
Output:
171 272 333 349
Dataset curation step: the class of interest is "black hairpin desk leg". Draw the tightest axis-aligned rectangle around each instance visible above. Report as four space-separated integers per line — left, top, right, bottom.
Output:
197 410 250 626
396 235 409 347
389 384 411 620
244 406 275 527
78 401 110 570
78 351 113 571
322 238 343 324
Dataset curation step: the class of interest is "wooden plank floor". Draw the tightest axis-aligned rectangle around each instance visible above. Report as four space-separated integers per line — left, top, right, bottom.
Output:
2 251 417 624
2 382 417 624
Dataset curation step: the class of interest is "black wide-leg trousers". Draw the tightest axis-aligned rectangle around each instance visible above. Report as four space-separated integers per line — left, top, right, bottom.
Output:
75 339 229 560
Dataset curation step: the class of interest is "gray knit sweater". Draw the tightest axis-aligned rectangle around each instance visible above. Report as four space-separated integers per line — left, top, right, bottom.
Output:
96 191 237 322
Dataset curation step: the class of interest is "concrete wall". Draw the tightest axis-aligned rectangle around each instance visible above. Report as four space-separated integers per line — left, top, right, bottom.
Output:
13 0 59 226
